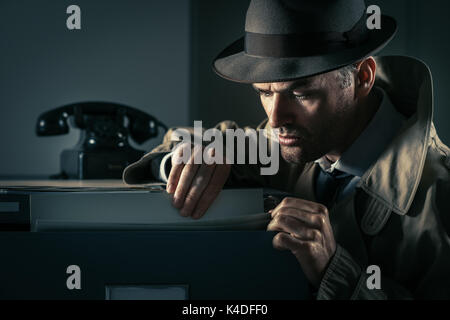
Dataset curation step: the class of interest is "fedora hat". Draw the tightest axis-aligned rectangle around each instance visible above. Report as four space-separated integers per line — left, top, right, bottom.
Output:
213 0 397 83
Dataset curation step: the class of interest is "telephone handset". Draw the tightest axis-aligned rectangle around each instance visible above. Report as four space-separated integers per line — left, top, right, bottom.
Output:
36 102 168 179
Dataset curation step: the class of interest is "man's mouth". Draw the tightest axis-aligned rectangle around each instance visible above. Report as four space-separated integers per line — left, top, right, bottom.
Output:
278 135 302 146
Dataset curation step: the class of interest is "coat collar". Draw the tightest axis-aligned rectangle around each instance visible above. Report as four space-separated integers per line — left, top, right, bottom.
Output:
358 56 434 216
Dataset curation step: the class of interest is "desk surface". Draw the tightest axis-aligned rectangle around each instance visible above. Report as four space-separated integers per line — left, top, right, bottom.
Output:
0 179 165 191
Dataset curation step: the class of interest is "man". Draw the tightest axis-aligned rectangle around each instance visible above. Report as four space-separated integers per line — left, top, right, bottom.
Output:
123 0 450 299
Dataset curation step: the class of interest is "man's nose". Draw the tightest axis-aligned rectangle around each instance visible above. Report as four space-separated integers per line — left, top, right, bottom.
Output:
268 93 293 128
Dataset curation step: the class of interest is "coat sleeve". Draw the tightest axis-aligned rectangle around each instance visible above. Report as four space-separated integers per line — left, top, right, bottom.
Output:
316 245 414 300
318 197 450 300
122 119 302 190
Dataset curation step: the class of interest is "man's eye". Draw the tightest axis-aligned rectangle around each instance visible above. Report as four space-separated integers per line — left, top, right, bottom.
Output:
294 94 310 101
258 90 272 97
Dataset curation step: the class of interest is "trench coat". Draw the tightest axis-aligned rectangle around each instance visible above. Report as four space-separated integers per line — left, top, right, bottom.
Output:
123 56 450 299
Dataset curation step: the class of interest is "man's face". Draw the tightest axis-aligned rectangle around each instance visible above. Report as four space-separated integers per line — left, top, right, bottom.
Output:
253 70 357 165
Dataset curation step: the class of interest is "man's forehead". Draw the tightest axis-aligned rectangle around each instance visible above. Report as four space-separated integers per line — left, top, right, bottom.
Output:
252 76 320 92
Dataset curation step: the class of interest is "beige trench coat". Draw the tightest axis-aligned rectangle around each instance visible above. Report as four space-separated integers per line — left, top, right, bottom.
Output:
123 56 450 299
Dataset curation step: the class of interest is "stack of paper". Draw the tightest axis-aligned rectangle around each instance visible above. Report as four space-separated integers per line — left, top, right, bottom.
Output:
30 188 268 231
0 180 269 231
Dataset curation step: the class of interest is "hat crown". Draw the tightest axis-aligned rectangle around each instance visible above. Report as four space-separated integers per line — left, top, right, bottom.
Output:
245 0 367 35
213 0 397 83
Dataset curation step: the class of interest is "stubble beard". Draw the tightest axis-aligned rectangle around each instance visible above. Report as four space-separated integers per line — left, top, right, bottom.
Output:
279 86 355 166
280 139 324 166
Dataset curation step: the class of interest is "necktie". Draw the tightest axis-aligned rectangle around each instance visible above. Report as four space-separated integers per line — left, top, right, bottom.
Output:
315 167 354 208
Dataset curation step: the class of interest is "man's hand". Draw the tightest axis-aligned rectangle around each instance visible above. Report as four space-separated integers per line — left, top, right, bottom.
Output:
166 142 231 219
267 197 336 287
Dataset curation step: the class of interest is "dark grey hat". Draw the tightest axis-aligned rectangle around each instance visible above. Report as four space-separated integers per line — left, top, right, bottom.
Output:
213 0 397 83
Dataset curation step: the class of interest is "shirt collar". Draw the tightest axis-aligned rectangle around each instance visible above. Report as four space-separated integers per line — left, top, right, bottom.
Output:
315 86 406 177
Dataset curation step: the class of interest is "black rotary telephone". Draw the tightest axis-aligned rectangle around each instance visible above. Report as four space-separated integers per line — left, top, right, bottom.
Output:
36 102 167 179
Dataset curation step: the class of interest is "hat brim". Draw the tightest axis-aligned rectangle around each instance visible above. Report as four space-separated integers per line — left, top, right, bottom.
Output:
213 15 397 83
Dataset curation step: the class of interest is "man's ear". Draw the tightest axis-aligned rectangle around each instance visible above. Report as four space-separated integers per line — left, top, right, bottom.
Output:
355 57 377 98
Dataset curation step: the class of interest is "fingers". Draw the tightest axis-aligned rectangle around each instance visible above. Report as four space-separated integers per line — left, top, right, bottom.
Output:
275 197 328 214
172 164 200 210
272 232 309 252
267 214 321 241
270 197 328 226
166 142 231 219
179 163 216 217
167 162 183 194
172 145 202 209
191 163 231 219
167 142 191 194
267 197 328 245
271 207 327 230
268 197 336 287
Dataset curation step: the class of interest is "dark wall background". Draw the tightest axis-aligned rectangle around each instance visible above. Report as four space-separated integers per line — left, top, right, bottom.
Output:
1 0 449 176
189 0 263 129
190 0 450 143
0 0 190 176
